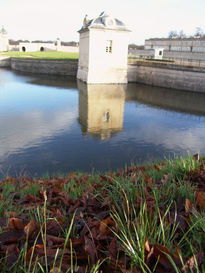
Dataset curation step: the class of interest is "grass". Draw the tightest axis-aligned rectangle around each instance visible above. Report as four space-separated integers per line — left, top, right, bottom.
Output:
0 154 204 272
0 51 79 60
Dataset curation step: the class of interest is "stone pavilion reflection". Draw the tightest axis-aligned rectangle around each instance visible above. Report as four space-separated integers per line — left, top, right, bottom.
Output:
78 81 126 140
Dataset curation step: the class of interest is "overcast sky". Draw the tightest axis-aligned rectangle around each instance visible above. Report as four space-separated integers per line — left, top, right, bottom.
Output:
1 0 205 44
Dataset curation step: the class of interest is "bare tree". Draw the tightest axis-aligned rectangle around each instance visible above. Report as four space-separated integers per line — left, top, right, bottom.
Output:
168 30 178 39
179 30 186 39
194 27 204 38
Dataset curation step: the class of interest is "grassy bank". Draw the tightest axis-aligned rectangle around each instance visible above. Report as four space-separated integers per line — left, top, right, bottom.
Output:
0 51 79 60
0 155 205 272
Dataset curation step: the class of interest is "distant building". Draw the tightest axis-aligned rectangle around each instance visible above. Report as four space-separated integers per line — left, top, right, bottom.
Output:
0 26 79 53
0 26 9 51
19 42 56 52
77 11 131 84
19 40 79 53
145 38 205 53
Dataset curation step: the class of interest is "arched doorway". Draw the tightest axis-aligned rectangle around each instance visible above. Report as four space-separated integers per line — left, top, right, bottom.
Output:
22 46 26 52
40 47 44 52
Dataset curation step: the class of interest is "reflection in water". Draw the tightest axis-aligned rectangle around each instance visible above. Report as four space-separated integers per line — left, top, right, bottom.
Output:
0 108 77 158
0 68 205 177
126 84 205 116
78 81 126 140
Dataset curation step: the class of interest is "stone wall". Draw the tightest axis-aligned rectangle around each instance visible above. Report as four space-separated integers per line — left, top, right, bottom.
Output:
2 56 205 93
10 58 78 76
128 60 205 93
0 57 11 67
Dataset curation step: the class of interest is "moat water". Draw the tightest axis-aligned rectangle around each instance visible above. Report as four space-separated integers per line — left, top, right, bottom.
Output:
0 68 205 178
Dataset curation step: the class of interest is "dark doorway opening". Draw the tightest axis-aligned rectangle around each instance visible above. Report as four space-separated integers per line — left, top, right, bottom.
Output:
40 47 44 52
22 47 26 52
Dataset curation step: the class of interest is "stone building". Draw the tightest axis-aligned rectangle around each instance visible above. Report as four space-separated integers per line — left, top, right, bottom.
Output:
0 27 9 51
77 12 130 84
145 38 205 53
19 42 56 52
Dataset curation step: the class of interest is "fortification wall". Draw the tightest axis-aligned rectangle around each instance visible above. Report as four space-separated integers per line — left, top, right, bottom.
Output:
10 58 78 76
128 60 205 93
0 57 11 67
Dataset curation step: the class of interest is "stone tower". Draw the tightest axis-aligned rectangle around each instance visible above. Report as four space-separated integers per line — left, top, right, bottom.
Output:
77 12 130 84
0 26 9 51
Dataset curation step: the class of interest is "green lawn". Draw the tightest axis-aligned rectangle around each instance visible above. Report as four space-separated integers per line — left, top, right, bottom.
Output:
0 51 79 60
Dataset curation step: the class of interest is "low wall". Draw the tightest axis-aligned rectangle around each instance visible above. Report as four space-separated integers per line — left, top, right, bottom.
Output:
11 58 78 76
128 60 205 93
0 57 11 67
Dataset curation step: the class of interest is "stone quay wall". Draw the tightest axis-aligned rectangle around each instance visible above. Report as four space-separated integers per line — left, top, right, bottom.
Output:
1 57 205 93
10 58 78 76
0 57 11 67
128 60 205 93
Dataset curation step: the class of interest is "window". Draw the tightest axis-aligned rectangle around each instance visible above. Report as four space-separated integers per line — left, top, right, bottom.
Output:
103 111 110 122
106 40 112 53
159 51 162 56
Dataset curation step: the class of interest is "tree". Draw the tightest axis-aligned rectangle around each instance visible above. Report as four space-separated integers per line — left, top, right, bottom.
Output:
168 30 178 39
178 30 186 39
194 27 204 38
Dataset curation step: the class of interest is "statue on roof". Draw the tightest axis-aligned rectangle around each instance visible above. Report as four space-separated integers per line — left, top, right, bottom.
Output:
83 14 89 28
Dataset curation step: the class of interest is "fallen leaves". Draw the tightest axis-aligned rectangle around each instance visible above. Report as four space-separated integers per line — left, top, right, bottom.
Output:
8 217 24 230
195 191 205 209
0 157 205 272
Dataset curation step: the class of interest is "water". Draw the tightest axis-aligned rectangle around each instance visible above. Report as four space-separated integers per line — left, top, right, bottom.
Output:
0 68 205 177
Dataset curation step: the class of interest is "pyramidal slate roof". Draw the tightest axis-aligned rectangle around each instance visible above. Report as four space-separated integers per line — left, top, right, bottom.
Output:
78 12 130 33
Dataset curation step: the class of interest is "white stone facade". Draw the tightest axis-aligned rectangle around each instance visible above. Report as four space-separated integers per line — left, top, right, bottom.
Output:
19 42 56 52
145 38 205 53
18 42 79 53
77 12 130 84
0 27 9 51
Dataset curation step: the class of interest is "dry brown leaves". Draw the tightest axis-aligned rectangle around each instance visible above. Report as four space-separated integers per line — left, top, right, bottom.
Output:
0 159 205 272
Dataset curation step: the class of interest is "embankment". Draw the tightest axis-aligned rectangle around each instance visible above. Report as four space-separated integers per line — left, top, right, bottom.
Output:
128 60 205 93
0 56 11 67
10 58 78 77
1 57 205 93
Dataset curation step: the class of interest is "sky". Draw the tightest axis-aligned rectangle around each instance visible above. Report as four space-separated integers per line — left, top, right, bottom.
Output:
1 0 205 45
